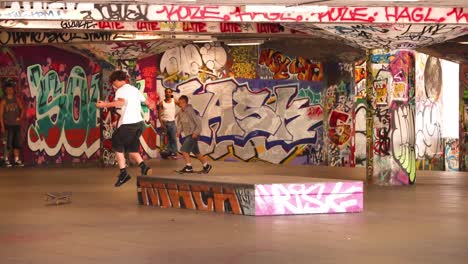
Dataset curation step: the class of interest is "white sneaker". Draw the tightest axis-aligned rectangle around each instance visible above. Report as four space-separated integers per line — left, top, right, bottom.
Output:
14 160 24 167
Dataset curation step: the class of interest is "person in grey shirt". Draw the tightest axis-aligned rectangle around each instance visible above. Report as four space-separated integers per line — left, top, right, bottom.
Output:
176 95 212 173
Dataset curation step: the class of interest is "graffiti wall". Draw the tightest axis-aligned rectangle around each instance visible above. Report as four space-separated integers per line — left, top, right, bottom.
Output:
145 43 358 165
413 54 461 171
415 53 444 170
0 46 102 165
367 49 416 185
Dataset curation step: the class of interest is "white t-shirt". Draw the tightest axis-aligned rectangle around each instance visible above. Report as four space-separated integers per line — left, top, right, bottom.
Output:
114 83 146 126
161 98 176 122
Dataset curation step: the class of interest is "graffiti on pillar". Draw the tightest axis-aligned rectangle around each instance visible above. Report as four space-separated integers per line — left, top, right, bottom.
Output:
369 49 416 185
462 64 468 171
100 67 118 166
323 63 354 167
445 138 459 171
354 60 367 167
135 55 159 159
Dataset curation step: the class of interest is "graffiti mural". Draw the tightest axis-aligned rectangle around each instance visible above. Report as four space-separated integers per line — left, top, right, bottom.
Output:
415 53 444 170
154 43 329 165
258 48 324 81
159 43 229 88
229 45 258 79
7 46 102 165
162 78 322 164
368 49 416 185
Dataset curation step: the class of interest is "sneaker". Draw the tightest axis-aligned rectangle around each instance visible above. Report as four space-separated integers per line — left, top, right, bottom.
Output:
114 172 131 187
169 152 178 159
179 165 193 173
4 160 12 168
141 165 152 176
203 164 212 173
14 160 24 167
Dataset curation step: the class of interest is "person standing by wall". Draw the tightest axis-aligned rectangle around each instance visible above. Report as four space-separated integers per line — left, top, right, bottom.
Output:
0 81 25 167
96 70 155 187
176 95 212 173
158 88 179 159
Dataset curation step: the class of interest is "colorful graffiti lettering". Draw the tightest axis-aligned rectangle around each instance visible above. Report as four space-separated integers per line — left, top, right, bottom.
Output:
26 64 100 157
163 77 321 164
258 49 323 81
138 181 245 215
255 181 363 215
159 43 228 87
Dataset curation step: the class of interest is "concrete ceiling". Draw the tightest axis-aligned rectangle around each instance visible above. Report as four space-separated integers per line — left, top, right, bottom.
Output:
0 1 467 64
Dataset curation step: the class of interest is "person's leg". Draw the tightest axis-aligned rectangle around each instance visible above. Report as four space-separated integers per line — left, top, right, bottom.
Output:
166 122 178 155
129 152 152 175
12 125 23 166
192 140 212 173
112 126 131 187
4 126 13 167
129 122 152 176
178 136 194 172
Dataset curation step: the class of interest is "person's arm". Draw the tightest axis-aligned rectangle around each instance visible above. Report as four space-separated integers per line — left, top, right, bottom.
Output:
16 97 25 120
158 101 166 129
139 90 155 109
96 88 126 108
0 99 5 134
96 98 125 108
176 112 181 138
188 107 202 137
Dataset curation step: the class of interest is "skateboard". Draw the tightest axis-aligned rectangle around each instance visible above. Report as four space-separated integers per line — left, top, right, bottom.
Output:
44 192 72 205
174 169 207 174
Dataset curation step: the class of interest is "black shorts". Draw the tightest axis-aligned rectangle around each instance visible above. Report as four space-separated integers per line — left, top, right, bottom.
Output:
112 121 144 153
5 125 22 150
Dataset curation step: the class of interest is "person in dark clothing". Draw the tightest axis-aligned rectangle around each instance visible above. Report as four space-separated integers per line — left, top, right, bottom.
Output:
0 81 25 167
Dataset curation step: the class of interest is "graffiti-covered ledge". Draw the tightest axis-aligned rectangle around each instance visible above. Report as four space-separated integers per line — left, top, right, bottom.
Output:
137 174 364 216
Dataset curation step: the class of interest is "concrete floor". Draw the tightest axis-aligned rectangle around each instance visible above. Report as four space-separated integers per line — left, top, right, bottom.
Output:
1 159 468 264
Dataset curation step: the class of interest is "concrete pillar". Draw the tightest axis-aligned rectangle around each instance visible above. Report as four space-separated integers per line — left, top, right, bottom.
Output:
366 49 416 185
460 64 468 171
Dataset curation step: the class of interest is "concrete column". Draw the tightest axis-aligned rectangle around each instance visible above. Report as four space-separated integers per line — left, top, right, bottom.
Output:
460 64 468 171
366 49 416 185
